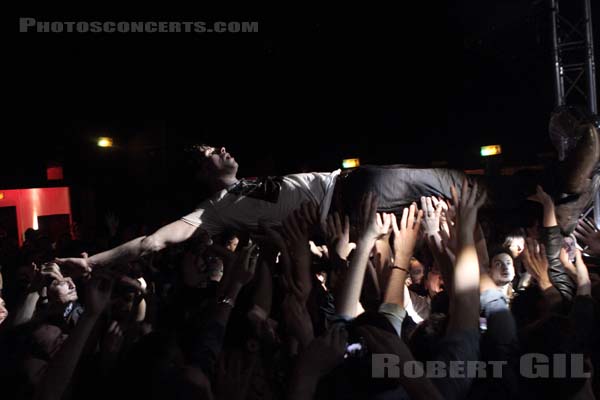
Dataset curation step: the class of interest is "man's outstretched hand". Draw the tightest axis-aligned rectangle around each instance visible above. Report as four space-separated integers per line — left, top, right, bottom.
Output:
574 217 600 257
55 252 92 277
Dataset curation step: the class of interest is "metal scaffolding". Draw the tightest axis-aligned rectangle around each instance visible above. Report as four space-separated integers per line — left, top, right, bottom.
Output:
550 0 597 114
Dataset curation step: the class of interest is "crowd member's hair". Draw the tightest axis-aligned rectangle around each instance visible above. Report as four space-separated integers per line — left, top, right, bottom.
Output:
502 228 526 250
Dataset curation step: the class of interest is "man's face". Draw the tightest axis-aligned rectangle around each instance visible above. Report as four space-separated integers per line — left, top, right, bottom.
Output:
226 236 239 252
409 258 425 285
425 269 444 297
200 146 238 177
48 277 78 304
206 257 224 282
490 253 515 286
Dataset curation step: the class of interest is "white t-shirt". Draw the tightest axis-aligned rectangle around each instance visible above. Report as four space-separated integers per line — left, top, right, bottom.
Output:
181 170 341 236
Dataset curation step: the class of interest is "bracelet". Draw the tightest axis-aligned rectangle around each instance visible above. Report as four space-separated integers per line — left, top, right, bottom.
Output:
391 266 409 273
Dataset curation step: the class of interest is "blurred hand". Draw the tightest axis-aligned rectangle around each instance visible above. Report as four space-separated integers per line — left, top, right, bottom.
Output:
230 243 259 287
325 212 356 261
574 218 600 256
391 202 423 260
450 179 486 242
55 253 92 278
358 193 391 243
421 196 443 235
522 238 552 290
561 248 591 295
559 247 578 280
527 185 554 208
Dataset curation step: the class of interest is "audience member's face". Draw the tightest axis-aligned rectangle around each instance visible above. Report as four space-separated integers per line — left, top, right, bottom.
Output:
112 292 136 321
490 253 515 286
32 324 68 359
48 277 78 304
206 257 224 282
226 236 239 252
425 269 444 297
507 237 525 258
0 297 7 325
409 258 425 285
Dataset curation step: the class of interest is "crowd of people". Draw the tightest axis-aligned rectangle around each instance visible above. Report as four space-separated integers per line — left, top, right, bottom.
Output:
0 135 599 399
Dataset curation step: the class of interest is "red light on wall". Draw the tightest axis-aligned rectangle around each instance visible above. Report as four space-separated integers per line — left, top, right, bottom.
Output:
47 166 64 181
0 192 4 200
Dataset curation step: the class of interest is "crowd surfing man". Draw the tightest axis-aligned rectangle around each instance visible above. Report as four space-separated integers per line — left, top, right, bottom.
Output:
56 122 599 276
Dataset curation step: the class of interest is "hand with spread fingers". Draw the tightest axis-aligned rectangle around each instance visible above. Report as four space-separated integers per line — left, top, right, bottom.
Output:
391 202 423 260
421 196 443 236
574 217 600 256
357 193 392 244
450 179 487 242
560 248 591 296
522 238 552 290
325 212 356 261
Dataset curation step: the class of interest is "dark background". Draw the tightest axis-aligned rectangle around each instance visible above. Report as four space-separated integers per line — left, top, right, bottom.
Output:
3 2 599 230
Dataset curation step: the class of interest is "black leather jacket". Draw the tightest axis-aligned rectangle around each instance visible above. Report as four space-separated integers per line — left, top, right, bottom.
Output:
542 225 576 304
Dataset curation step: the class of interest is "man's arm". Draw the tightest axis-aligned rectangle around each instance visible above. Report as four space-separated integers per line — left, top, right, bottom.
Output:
56 220 199 272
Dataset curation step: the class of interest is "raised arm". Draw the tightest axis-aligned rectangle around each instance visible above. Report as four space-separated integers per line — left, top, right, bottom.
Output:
336 193 391 318
447 181 486 334
387 203 422 307
56 219 199 274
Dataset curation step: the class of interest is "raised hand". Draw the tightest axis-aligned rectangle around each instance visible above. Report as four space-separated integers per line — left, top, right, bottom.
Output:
559 247 578 280
527 185 554 207
29 262 63 293
560 248 591 295
522 238 552 290
391 202 423 260
527 185 557 227
325 212 356 261
421 196 443 235
230 243 259 287
574 217 600 256
357 193 391 243
450 179 487 242
55 253 92 278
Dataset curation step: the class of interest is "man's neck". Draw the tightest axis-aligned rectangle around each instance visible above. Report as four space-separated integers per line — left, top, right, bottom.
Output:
211 176 239 192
